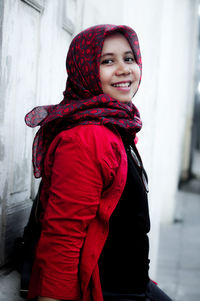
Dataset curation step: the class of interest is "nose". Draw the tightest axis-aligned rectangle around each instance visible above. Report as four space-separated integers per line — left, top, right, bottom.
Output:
115 61 130 76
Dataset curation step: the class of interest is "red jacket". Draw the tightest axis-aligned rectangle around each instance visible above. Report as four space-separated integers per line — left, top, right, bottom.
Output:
28 124 127 301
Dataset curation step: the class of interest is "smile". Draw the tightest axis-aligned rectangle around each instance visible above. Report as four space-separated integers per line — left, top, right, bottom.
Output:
112 81 131 88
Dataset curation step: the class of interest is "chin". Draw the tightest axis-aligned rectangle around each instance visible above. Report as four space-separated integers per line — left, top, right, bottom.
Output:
116 97 132 103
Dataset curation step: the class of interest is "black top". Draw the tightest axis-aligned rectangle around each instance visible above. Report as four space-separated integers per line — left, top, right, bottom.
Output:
98 144 150 294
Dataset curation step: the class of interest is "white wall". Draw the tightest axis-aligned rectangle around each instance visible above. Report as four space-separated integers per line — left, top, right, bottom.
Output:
122 0 199 277
0 0 83 265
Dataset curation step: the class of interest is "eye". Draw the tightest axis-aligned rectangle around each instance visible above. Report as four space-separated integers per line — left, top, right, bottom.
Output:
101 58 114 65
125 57 135 63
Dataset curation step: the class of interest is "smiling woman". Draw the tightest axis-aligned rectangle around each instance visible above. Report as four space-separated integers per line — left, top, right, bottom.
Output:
100 33 141 103
25 24 173 301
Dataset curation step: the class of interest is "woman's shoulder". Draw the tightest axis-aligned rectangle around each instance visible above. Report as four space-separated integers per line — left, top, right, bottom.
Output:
44 125 127 183
58 124 124 147
48 125 126 167
60 124 119 137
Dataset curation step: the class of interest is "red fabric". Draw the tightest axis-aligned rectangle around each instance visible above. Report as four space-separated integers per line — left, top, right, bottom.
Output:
25 24 142 178
28 124 128 300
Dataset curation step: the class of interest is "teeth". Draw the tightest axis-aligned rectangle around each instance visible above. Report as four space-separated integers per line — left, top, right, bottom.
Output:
113 82 130 87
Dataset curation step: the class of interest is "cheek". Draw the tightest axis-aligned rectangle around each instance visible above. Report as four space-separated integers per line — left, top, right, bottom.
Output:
99 67 107 84
99 68 103 85
99 67 111 91
132 64 140 77
135 65 141 81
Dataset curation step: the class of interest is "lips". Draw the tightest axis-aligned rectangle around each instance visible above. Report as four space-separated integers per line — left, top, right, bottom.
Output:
111 81 132 88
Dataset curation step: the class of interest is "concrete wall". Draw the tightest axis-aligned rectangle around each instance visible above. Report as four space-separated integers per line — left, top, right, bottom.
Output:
122 0 199 277
0 0 83 265
0 0 199 280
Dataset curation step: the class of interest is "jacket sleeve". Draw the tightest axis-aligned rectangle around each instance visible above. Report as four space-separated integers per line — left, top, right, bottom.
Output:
30 126 122 300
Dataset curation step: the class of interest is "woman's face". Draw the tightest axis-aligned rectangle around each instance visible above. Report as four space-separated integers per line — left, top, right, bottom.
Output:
99 33 140 103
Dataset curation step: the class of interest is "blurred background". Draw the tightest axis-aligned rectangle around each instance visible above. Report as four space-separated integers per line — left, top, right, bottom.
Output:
0 0 200 300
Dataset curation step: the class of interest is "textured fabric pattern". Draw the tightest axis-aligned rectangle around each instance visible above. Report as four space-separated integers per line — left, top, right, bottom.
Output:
25 24 142 178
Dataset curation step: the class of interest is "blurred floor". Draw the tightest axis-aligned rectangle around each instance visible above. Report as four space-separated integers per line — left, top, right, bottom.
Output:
157 179 200 301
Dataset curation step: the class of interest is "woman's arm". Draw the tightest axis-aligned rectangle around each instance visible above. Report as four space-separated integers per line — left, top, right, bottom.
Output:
32 128 105 299
30 125 123 300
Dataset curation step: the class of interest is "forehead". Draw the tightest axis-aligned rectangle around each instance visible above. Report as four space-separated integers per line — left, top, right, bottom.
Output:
102 32 132 54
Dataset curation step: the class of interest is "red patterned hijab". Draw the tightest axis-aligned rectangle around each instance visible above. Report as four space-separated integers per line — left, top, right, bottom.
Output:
25 24 143 178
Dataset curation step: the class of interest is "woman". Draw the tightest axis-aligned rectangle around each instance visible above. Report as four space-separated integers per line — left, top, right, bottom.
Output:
25 24 172 301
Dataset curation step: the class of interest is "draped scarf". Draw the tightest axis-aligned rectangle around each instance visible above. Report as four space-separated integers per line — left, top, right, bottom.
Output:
25 24 143 178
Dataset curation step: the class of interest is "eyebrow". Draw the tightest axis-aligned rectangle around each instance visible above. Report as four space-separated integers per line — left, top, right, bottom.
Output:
100 51 133 58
